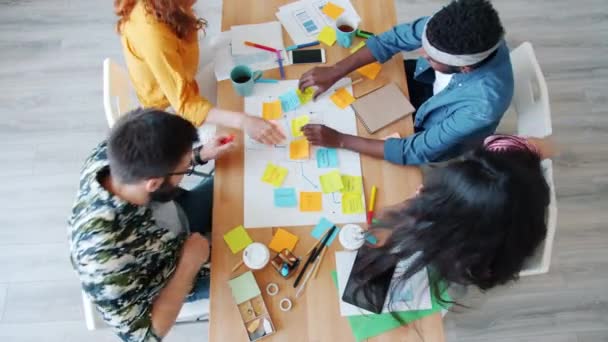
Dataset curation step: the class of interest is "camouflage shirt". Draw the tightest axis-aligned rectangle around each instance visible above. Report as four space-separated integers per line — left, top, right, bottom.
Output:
68 142 186 341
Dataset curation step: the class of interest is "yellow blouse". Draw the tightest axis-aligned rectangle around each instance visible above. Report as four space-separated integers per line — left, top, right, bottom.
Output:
119 2 212 126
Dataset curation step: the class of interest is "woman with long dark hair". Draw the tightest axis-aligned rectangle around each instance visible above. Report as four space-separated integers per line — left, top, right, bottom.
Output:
352 135 551 308
114 0 285 145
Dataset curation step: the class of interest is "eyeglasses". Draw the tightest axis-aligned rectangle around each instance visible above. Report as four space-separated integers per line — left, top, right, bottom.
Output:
166 160 196 177
166 160 210 177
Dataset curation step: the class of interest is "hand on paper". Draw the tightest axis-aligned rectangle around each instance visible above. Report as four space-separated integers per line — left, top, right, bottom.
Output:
298 66 342 100
199 134 237 161
302 124 344 148
243 115 286 145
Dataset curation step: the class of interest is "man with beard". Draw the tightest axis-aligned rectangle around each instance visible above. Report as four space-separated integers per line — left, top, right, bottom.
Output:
68 108 233 341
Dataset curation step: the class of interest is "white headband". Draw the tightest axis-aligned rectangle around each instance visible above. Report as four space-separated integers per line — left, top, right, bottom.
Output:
421 22 501 67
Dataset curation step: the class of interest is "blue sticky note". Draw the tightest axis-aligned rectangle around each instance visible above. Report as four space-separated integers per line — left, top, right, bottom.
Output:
316 148 339 168
274 188 298 208
311 217 339 245
279 89 301 112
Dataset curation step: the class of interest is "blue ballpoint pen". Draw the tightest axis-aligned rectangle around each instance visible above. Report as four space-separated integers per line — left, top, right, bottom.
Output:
285 41 321 51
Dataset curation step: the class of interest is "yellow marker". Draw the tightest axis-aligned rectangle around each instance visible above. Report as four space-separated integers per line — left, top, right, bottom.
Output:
367 185 377 224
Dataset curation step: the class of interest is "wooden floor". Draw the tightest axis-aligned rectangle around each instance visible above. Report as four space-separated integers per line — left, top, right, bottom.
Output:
0 0 605 341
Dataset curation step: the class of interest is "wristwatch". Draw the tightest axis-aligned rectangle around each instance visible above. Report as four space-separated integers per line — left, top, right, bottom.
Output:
192 145 209 166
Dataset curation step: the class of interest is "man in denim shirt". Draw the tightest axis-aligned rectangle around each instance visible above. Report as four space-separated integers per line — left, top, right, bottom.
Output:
299 0 513 165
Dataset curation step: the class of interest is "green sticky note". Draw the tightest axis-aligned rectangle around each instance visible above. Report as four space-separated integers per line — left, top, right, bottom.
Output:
319 170 344 194
223 225 253 254
331 272 451 342
342 192 365 214
296 87 315 105
228 271 261 304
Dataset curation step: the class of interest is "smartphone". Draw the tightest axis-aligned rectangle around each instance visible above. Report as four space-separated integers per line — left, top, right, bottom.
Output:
289 49 326 64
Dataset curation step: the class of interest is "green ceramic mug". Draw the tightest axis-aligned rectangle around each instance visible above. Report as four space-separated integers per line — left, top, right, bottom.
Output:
230 65 263 97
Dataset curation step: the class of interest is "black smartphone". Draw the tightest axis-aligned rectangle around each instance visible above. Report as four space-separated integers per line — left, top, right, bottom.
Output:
289 49 326 64
341 251 396 314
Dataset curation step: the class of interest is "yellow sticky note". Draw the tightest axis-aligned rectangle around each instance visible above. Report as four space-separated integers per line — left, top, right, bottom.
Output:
318 26 336 46
319 170 344 194
261 163 288 187
296 87 315 105
322 2 345 20
290 139 310 160
341 175 363 193
300 192 323 212
357 62 382 80
268 228 299 253
290 115 310 137
330 88 356 109
223 225 253 254
262 101 282 120
350 41 366 54
342 192 365 214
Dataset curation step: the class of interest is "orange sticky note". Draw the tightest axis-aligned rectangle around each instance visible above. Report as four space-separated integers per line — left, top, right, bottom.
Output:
357 62 382 80
262 101 282 120
318 26 336 46
330 88 356 109
268 228 299 252
289 139 310 160
322 2 345 20
300 192 322 212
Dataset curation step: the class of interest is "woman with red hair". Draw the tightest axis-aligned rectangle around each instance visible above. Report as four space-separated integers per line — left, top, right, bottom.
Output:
114 0 284 145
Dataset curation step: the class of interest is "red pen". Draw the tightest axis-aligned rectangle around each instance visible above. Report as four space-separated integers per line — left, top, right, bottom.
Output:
244 41 279 53
219 135 236 145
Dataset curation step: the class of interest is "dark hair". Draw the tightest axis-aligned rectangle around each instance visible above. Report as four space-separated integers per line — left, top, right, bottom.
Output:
108 108 199 184
427 0 504 55
352 146 549 310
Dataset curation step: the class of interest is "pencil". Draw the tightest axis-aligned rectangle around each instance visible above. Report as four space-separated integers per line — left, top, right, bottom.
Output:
304 227 332 257
231 259 244 273
311 247 327 279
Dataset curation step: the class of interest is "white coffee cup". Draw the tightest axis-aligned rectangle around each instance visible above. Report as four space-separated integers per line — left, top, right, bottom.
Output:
339 224 365 250
243 242 270 270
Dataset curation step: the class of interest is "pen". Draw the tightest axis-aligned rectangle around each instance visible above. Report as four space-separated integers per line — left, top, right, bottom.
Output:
293 225 336 288
367 185 377 224
255 78 279 84
355 29 374 39
220 135 235 145
275 51 286 80
244 41 279 53
286 41 320 51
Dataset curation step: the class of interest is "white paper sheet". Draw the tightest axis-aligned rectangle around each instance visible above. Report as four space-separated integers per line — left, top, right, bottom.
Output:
276 0 361 45
231 21 285 56
213 29 291 81
335 251 432 316
243 79 366 228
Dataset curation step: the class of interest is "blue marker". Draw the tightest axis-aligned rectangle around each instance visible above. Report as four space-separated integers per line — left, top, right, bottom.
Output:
255 78 279 84
286 41 321 51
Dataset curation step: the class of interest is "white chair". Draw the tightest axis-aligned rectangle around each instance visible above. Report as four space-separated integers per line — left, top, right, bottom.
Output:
103 58 135 128
506 42 558 276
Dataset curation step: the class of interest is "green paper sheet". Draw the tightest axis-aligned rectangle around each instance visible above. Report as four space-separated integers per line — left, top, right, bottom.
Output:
331 272 451 342
229 271 261 304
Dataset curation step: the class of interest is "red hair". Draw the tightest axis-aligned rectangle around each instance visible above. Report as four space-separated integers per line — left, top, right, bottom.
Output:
114 0 206 40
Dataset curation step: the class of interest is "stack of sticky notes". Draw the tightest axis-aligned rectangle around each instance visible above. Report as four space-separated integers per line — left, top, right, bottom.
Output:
224 225 253 254
268 228 299 252
296 87 315 105
262 100 282 120
316 148 339 168
300 192 322 212
279 89 302 112
274 187 298 208
319 170 344 193
318 26 337 46
261 163 288 187
341 192 365 214
356 62 382 80
330 88 356 109
322 2 345 20
290 139 310 160
290 115 310 137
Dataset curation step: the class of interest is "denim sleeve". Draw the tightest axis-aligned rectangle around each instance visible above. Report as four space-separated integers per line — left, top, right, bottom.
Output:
383 108 496 165
366 17 430 63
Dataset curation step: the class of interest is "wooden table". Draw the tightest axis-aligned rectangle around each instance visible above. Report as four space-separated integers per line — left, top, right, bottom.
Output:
210 1 444 341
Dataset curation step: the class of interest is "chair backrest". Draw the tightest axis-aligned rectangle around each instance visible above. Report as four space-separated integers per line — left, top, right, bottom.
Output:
103 58 134 128
510 42 552 138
